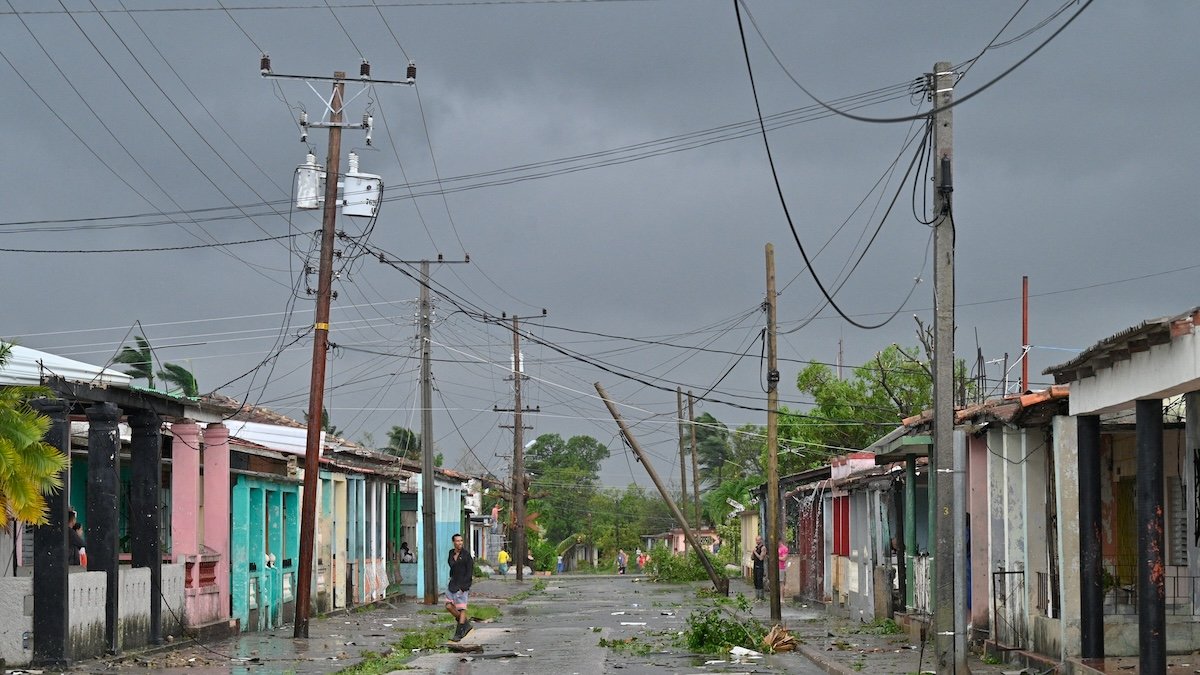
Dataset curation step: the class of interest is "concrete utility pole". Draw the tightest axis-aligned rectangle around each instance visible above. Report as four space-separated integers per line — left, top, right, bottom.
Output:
688 391 701 527
930 60 966 674
764 243 782 624
595 383 728 595
293 72 344 640
419 261 438 604
677 387 690 530
507 317 533 581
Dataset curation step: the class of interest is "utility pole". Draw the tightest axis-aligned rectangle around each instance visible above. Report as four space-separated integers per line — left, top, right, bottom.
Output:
676 387 689 531
263 56 416 639
293 72 343 640
930 60 966 674
596 383 727 595
419 261 437 604
688 391 701 527
765 243 782 624
495 316 537 582
1021 275 1030 393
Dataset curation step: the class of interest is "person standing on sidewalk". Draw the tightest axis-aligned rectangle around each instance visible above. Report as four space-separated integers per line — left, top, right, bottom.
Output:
497 547 510 576
751 536 766 600
616 549 627 575
445 533 474 641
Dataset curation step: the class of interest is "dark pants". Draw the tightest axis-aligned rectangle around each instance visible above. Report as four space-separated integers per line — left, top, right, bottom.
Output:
753 563 764 590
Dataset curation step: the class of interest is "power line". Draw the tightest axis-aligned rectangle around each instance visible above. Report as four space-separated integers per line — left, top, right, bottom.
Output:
734 0 1095 125
0 232 307 254
735 0 930 330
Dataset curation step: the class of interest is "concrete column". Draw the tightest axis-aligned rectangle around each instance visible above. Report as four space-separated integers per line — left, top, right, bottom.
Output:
170 420 201 562
1135 400 1165 673
202 423 231 621
85 401 122 654
30 398 71 667
128 410 163 645
1052 416 1081 660
1077 414 1104 659
904 456 916 612
1185 393 1200 615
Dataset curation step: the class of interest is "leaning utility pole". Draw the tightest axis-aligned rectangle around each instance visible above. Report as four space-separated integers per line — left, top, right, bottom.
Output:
930 61 965 674
419 261 438 604
676 387 690 529
596 383 727 595
263 57 416 639
764 243 782 624
293 72 343 640
688 391 701 527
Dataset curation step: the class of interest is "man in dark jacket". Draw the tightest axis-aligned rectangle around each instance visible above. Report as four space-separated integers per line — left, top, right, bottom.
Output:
445 533 474 641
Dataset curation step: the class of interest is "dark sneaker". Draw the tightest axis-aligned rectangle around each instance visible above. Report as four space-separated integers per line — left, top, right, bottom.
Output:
449 623 464 642
459 620 473 639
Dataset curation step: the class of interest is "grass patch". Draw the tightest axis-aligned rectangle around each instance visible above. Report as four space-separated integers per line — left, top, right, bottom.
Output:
394 624 454 651
857 617 903 635
509 578 548 603
429 604 502 623
598 636 653 656
334 649 413 674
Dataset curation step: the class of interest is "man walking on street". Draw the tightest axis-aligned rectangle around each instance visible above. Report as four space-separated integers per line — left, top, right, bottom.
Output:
751 535 766 600
445 533 474 641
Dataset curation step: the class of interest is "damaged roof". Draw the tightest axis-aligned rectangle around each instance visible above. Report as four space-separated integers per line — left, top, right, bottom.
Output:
1044 307 1200 383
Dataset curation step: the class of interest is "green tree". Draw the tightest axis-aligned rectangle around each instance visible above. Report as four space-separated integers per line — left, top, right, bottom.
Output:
156 363 199 397
113 335 155 389
526 434 609 546
777 344 970 473
525 433 608 476
694 413 731 487
304 407 339 438
0 344 70 526
728 423 765 478
384 426 420 459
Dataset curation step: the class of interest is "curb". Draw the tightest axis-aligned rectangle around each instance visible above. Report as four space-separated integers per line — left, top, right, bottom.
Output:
796 642 857 675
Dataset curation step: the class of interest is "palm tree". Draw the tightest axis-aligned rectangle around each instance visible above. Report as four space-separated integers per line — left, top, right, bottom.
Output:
157 363 199 397
0 343 70 526
113 335 155 389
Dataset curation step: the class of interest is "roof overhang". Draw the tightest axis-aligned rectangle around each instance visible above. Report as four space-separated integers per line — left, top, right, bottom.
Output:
1045 307 1200 415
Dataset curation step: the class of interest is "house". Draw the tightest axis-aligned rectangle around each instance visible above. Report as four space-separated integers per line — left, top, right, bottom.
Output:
0 346 190 666
1044 307 1200 672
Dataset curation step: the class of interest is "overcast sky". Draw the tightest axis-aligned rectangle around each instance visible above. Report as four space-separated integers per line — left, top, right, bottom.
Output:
2 1 1198 490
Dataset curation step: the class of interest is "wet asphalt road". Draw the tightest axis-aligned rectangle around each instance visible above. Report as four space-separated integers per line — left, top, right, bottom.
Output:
77 575 825 675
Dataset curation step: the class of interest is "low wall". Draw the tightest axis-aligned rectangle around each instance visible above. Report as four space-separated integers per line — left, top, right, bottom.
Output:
118 567 151 650
162 563 185 638
69 570 108 661
0 575 32 666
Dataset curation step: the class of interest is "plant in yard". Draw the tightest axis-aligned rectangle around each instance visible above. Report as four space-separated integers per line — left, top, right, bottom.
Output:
0 343 70 526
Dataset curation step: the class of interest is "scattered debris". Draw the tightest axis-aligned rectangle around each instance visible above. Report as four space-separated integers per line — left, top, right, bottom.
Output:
619 622 647 626
763 624 799 653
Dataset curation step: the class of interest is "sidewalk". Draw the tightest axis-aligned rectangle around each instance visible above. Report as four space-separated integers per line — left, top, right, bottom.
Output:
728 577 1013 674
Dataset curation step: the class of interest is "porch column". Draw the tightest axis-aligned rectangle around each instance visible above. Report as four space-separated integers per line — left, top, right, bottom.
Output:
1187 393 1200 619
30 399 71 667
1135 399 1165 673
86 402 122 654
904 456 916 612
202 423 231 621
128 410 162 645
1077 414 1104 659
170 420 200 563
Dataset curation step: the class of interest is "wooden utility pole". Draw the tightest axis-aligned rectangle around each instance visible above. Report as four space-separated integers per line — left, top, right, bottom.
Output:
596 383 727 595
419 261 438 604
676 387 689 530
511 316 527 581
688 391 701 527
931 61 966 674
764 243 782 624
294 72 344 639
